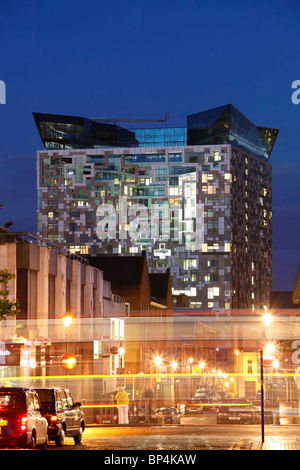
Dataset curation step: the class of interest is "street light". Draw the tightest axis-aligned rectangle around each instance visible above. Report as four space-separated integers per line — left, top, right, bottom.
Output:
154 356 162 400
62 312 72 329
154 356 162 367
260 310 275 444
62 313 72 352
62 312 73 387
118 344 125 368
263 313 273 327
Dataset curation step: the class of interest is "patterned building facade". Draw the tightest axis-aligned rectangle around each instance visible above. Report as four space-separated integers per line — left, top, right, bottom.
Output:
36 142 272 311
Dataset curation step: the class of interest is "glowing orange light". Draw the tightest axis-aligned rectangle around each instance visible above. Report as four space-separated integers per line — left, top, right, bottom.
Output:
61 352 76 370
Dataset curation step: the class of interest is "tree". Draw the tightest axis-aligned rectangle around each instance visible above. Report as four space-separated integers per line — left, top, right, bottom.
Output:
0 269 20 320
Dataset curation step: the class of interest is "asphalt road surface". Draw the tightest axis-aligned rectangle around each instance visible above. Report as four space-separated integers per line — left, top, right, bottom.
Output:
46 421 300 451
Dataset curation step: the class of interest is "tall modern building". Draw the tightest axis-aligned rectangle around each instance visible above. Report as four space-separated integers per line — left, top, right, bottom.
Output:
35 105 278 310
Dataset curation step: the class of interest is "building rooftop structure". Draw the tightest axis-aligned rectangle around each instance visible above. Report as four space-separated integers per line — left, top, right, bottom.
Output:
33 112 139 149
187 104 278 162
33 104 279 161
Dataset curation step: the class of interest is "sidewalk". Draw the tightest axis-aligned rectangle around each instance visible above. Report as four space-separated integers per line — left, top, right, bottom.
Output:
249 438 300 450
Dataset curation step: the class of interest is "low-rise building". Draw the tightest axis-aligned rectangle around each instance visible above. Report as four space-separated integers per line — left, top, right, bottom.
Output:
0 228 128 420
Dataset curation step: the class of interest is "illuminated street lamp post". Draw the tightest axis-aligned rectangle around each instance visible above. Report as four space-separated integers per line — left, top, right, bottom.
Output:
62 312 73 387
260 348 265 444
235 350 239 397
263 313 273 327
62 312 72 352
189 357 194 395
260 310 274 445
154 356 162 400
171 361 178 402
118 344 125 369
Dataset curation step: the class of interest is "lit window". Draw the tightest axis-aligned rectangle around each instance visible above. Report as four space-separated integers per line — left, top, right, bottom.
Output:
190 287 197 297
69 245 89 255
208 288 214 299
208 186 216 194
208 287 219 299
213 150 221 161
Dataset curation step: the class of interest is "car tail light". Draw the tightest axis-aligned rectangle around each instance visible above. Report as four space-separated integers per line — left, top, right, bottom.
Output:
20 417 28 431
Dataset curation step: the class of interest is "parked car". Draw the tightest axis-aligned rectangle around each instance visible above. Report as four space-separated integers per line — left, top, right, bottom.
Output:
168 405 183 423
216 399 256 424
194 391 212 409
252 401 274 424
0 387 48 448
35 387 85 446
154 407 182 424
185 398 203 414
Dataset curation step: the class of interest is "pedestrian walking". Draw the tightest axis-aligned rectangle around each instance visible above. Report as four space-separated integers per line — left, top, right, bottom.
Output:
115 385 129 424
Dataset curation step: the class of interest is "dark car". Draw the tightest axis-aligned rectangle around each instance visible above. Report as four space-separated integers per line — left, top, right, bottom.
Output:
35 387 85 446
252 400 274 424
194 391 212 409
216 399 256 424
0 387 48 448
185 398 203 415
154 407 182 424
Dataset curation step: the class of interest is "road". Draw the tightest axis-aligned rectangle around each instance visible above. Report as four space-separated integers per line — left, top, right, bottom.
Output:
46 413 300 450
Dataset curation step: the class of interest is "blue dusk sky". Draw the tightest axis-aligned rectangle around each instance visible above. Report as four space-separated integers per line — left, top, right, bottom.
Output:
0 0 300 291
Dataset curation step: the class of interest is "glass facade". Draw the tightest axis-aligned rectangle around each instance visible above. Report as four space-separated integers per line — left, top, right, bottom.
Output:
34 107 278 161
33 112 138 149
130 127 187 147
187 104 278 162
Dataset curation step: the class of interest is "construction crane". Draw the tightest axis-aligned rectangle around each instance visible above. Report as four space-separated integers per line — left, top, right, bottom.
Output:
90 112 170 124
